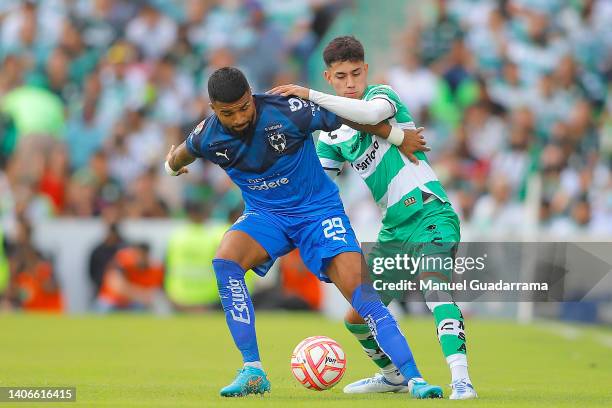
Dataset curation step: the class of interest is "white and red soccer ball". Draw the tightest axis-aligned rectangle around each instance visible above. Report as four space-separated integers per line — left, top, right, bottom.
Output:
290 336 346 390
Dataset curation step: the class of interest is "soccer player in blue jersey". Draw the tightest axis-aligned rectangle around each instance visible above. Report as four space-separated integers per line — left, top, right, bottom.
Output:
165 67 443 398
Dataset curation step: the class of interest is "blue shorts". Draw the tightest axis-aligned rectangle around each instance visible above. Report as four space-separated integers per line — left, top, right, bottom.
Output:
229 208 362 282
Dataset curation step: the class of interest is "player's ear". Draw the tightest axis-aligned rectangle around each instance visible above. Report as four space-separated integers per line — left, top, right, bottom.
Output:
324 70 332 85
363 63 369 75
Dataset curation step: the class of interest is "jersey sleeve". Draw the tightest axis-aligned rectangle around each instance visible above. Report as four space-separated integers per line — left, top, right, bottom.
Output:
316 132 345 179
185 118 208 158
309 104 343 133
364 85 403 117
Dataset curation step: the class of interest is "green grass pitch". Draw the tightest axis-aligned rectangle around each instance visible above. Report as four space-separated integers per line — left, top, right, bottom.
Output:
0 313 611 407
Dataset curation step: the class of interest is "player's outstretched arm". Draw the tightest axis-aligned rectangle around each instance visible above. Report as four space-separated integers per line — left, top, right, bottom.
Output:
268 84 429 164
268 84 391 125
165 142 195 176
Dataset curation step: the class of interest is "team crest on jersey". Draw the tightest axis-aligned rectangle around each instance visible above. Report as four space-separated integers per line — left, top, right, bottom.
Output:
268 132 287 154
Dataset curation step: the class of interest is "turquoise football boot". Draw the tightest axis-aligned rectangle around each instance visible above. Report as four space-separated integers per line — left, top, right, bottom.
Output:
220 366 271 397
407 378 444 399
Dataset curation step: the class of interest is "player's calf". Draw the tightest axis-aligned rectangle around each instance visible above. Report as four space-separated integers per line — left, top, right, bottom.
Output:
425 297 477 399
213 258 269 396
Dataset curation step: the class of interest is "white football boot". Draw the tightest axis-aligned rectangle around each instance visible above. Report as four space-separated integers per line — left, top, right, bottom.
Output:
343 373 410 394
449 378 478 400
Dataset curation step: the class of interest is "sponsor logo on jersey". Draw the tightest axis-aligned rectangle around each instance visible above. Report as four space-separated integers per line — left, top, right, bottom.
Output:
351 140 380 172
288 97 308 112
288 97 319 116
247 177 290 190
268 132 287 153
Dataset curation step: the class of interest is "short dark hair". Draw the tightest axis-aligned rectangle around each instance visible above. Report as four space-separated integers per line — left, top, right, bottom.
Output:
323 36 365 67
207 67 250 103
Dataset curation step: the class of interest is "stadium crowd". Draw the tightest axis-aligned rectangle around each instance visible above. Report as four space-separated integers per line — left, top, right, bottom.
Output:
0 0 611 311
340 0 612 238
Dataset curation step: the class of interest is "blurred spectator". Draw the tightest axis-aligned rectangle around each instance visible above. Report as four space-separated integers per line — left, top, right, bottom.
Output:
507 12 568 86
123 168 169 218
463 102 507 161
465 7 508 76
0 228 9 309
1 84 65 141
471 176 525 235
420 0 463 67
125 3 177 61
490 110 532 195
164 201 224 311
65 73 106 171
95 242 164 313
386 49 437 123
549 195 593 236
149 54 195 126
279 249 323 311
1 1 53 69
88 221 125 298
38 144 69 214
4 217 63 312
489 61 528 111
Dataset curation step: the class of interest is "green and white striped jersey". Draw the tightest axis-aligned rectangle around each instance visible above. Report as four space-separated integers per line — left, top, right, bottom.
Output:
316 84 450 229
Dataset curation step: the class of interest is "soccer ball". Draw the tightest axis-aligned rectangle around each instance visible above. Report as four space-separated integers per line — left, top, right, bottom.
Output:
290 336 346 390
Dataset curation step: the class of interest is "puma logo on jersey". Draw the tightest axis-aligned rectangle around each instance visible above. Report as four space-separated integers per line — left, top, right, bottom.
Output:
215 149 229 160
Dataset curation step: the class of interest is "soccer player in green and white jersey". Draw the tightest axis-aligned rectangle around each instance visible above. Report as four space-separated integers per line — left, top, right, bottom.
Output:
269 36 477 400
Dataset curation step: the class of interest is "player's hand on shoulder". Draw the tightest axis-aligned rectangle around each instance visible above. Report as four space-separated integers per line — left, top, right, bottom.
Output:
267 84 310 100
399 127 429 165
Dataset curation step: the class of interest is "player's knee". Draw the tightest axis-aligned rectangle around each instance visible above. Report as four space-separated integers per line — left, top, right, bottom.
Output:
214 230 268 270
423 290 454 312
326 252 365 300
345 308 365 325
212 258 246 280
214 235 242 263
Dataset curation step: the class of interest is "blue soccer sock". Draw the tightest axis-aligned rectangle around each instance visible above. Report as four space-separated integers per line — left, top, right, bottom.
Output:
351 284 421 381
213 259 261 364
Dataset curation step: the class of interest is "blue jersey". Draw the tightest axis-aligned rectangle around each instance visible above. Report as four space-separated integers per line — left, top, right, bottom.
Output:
186 94 344 216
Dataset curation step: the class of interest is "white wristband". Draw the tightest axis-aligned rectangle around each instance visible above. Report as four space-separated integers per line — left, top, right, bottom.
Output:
165 160 180 176
387 127 404 146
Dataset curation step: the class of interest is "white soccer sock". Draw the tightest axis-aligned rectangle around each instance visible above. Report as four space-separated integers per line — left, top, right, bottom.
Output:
244 361 263 370
381 363 405 384
447 353 470 383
